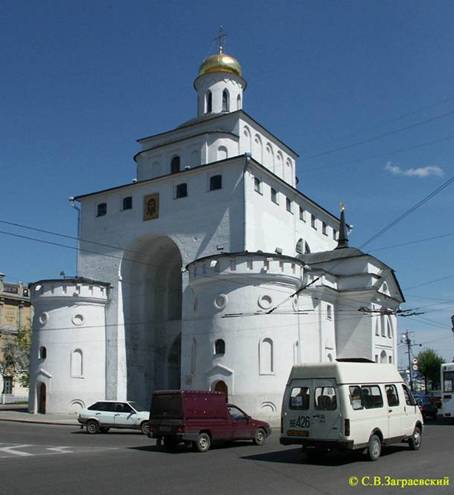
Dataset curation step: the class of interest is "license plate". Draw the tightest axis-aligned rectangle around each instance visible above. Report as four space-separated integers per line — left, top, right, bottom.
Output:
287 429 309 437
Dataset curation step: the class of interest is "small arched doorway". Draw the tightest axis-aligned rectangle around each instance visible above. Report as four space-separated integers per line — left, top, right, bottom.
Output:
213 380 228 401
37 382 46 414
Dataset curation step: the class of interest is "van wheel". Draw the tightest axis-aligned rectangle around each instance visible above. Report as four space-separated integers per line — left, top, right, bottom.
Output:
86 420 99 434
194 433 211 453
140 421 150 435
253 428 267 446
367 434 382 461
408 426 422 450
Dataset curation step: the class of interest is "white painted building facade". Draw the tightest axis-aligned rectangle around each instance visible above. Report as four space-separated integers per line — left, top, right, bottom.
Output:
29 49 404 422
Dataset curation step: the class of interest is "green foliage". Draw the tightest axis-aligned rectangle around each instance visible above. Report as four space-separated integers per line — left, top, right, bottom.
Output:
416 348 444 390
0 318 31 389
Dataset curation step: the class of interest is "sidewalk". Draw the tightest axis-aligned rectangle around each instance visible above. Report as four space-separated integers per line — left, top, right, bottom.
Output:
0 404 79 426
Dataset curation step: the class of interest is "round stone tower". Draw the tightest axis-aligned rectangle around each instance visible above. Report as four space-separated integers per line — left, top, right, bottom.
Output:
182 252 304 425
28 278 109 415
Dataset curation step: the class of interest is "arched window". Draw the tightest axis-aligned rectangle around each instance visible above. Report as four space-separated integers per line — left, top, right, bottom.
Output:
206 91 212 113
39 346 47 360
259 338 274 374
304 241 311 254
217 146 228 160
170 156 180 174
380 350 387 364
237 94 241 110
222 89 230 112
214 339 225 355
71 349 83 377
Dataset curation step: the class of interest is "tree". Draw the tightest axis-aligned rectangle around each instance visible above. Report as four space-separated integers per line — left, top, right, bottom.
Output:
416 349 444 391
0 325 31 389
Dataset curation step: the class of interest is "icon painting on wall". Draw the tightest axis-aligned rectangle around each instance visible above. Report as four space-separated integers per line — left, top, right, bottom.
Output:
143 193 159 221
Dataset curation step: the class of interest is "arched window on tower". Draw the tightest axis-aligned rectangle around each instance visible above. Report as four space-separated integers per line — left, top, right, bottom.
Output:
237 94 241 110
206 91 212 113
71 349 83 378
259 338 274 374
222 89 230 112
170 156 180 174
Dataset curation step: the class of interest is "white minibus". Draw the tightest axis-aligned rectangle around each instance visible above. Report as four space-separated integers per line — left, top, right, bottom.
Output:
439 362 454 422
280 360 423 461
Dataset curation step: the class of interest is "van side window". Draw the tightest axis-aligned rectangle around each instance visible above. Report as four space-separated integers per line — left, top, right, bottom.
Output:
349 386 363 410
361 385 383 409
401 384 416 406
314 386 337 410
289 387 310 410
385 385 400 407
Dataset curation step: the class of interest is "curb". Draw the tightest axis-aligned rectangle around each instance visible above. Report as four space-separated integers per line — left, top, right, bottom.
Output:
0 417 79 426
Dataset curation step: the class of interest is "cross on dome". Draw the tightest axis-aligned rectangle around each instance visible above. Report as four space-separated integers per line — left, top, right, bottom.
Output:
214 26 227 54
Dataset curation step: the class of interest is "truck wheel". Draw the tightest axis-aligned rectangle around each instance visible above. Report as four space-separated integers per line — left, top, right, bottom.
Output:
140 421 150 435
194 433 211 453
86 420 99 434
367 434 382 461
253 428 267 446
408 426 422 450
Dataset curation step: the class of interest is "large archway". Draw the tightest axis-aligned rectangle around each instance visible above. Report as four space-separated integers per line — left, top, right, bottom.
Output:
121 235 182 405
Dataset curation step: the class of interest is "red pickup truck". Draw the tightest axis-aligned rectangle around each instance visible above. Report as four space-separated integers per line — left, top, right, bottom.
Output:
148 390 271 452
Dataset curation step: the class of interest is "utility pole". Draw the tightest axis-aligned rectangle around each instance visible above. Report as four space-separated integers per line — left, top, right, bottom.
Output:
401 331 414 391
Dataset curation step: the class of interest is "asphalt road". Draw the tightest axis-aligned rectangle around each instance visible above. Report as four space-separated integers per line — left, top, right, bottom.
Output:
0 421 452 495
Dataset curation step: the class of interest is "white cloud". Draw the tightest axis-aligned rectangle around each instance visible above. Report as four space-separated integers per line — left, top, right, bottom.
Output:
385 162 444 178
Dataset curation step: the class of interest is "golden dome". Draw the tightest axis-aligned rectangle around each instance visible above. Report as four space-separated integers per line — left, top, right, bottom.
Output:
198 53 242 78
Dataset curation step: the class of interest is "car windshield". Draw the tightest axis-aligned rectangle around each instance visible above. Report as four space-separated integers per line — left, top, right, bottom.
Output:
128 401 146 412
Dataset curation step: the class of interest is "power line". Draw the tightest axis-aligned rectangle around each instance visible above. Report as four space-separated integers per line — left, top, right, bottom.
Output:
305 93 454 154
303 108 454 161
359 174 454 249
370 231 454 252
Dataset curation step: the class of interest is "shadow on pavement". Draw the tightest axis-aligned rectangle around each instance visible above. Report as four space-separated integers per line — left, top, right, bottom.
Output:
241 444 411 466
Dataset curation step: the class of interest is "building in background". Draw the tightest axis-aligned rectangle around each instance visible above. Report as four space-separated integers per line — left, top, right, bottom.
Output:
0 273 32 403
29 44 404 423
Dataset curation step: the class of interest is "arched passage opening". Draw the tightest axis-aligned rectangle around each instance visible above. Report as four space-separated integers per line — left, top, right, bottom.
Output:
121 235 183 405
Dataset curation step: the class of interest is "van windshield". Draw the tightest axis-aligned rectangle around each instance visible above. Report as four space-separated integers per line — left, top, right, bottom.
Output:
150 394 183 418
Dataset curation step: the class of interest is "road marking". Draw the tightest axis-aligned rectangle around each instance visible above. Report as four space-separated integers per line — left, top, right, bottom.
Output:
0 445 33 457
46 446 73 454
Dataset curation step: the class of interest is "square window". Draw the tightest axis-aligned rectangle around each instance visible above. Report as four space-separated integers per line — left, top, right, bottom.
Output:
271 188 278 204
97 203 107 217
254 177 262 194
210 175 222 191
176 183 187 198
311 214 316 229
322 222 327 235
299 206 305 221
122 196 133 210
286 198 292 213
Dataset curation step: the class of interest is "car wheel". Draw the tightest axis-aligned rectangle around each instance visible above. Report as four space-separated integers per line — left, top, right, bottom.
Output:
99 427 110 434
408 426 422 450
253 428 267 446
194 432 211 453
367 434 382 461
86 420 99 434
140 421 150 435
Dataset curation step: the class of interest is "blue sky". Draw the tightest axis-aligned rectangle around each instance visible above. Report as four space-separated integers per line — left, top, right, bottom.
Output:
1 1 453 364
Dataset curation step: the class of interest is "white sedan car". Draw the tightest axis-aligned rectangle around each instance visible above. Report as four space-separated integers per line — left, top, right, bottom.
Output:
78 400 150 434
